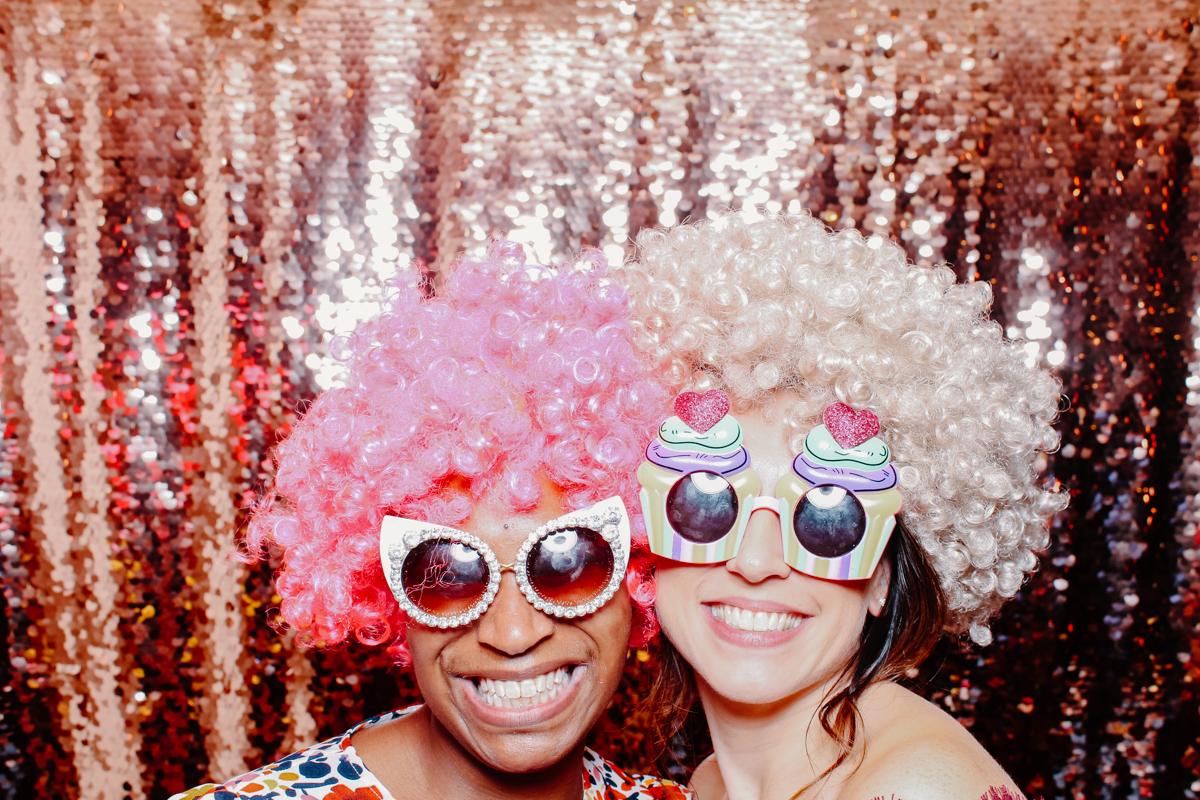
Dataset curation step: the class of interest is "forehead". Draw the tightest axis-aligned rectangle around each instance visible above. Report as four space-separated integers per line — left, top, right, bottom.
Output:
736 402 795 453
456 474 566 558
733 403 796 495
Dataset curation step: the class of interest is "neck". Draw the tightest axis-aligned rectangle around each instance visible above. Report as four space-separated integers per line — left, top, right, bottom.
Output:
696 674 852 800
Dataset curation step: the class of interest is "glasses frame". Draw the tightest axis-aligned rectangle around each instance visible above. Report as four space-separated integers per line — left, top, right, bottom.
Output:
379 496 631 629
637 461 900 581
773 472 901 581
637 460 761 564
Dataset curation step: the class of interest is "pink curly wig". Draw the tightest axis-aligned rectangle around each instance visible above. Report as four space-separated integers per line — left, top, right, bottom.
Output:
242 241 672 663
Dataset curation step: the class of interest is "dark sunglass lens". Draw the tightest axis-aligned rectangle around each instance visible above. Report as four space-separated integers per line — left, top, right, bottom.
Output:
527 527 615 608
401 539 489 618
666 471 739 544
792 485 866 558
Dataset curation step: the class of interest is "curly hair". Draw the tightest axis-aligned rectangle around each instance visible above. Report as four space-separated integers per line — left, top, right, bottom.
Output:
622 212 1067 644
242 241 672 663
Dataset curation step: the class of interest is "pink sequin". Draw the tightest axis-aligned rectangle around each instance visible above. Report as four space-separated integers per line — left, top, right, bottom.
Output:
823 403 881 449
673 390 731 433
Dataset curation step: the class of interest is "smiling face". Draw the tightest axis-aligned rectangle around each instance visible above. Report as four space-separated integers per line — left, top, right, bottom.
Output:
654 399 891 706
404 477 633 774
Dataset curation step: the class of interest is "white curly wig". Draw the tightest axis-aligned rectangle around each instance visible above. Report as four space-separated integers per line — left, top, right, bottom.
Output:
622 212 1068 645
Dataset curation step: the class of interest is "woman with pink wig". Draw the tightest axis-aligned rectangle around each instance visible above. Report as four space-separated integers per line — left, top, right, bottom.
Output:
170 242 686 800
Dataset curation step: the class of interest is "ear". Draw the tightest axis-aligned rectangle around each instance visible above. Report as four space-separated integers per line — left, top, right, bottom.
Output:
867 556 893 618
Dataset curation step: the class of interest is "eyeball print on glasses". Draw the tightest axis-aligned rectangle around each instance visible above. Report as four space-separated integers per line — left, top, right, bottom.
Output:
380 496 632 628
637 392 902 581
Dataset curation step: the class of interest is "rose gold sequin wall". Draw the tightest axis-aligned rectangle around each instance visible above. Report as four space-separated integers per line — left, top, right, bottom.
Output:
2 0 1200 797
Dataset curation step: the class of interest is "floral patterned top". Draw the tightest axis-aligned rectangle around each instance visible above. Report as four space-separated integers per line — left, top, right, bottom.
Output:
170 705 691 800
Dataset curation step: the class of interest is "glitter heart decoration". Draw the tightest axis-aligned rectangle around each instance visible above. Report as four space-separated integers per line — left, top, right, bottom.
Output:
673 390 731 433
823 403 880 449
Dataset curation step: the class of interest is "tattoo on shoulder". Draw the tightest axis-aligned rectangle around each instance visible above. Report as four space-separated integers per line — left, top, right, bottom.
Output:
870 786 1033 800
981 788 1028 800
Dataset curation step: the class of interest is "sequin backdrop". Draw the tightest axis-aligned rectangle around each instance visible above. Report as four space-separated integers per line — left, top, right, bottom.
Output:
2 0 1200 797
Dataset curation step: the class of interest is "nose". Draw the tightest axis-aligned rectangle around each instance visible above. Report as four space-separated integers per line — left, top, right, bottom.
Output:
475 572 555 656
727 506 791 583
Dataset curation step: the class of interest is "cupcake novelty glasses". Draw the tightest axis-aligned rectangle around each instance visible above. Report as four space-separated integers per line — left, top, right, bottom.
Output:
639 465 901 580
380 496 631 628
638 393 903 581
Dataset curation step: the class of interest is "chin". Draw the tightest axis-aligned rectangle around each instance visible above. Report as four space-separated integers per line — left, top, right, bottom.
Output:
711 682 791 706
472 732 581 774
442 667 602 772
698 660 806 705
680 627 854 708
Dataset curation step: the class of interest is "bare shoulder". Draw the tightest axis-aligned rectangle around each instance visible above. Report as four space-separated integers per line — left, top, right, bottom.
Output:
688 754 725 800
844 683 1025 800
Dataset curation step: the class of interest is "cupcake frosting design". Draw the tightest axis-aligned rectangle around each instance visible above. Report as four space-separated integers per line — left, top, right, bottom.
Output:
646 439 750 476
656 413 743 453
645 390 752 476
647 413 751 476
802 423 890 469
796 419 896 492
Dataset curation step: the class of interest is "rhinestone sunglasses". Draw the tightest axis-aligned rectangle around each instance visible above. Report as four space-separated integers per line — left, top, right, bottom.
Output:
380 496 631 628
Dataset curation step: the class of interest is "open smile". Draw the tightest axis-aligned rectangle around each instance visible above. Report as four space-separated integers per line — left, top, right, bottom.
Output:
706 603 804 632
471 666 578 708
702 601 810 645
455 665 585 726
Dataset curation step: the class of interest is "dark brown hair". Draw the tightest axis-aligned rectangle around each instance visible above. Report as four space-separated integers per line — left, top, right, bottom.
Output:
647 519 947 790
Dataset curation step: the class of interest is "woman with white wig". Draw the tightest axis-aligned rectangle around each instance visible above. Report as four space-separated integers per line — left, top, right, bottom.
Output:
624 212 1066 799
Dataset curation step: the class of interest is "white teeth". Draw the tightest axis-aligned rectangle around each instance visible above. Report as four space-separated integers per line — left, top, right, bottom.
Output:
708 604 803 632
475 667 573 708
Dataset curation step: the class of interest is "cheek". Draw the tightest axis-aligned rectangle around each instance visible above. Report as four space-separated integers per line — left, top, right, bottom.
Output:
589 589 634 665
818 591 873 658
651 564 705 635
403 628 452 686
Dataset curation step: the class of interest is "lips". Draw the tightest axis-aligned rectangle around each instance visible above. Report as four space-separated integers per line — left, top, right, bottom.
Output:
701 600 809 646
